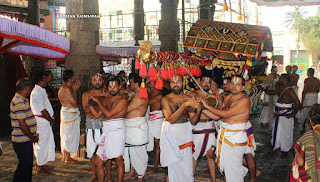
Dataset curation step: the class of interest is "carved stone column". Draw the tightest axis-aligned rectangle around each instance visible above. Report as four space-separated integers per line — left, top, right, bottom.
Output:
65 0 101 91
159 0 179 52
134 0 145 40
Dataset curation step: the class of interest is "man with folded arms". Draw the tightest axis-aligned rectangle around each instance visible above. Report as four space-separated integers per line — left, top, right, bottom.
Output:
161 74 201 182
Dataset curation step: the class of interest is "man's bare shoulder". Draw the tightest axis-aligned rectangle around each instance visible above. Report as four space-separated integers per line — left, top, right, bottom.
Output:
116 97 128 106
82 90 91 96
189 91 198 97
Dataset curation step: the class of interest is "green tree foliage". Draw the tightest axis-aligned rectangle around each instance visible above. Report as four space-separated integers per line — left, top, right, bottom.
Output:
284 7 320 64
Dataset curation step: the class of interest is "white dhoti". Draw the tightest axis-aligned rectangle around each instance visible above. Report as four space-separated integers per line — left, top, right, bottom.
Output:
147 110 164 152
86 128 102 159
60 106 80 155
300 93 318 122
86 117 103 159
260 94 274 125
272 103 294 153
244 121 256 157
214 120 221 133
160 120 194 182
96 118 126 161
192 120 216 160
216 122 248 182
123 117 149 178
33 117 55 166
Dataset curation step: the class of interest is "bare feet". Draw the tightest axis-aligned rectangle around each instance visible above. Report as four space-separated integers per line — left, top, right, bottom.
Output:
64 158 80 164
42 165 53 170
137 177 144 182
36 169 52 175
249 178 257 182
123 174 135 181
256 169 261 177
88 176 97 182
146 167 159 175
107 179 115 182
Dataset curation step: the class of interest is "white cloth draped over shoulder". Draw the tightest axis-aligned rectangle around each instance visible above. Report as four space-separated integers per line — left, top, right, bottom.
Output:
272 102 294 152
60 106 80 156
96 118 126 161
147 110 164 152
30 85 55 166
216 122 248 182
160 120 194 182
192 120 216 160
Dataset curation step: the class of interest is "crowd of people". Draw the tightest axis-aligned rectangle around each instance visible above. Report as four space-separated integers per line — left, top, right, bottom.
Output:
6 65 320 182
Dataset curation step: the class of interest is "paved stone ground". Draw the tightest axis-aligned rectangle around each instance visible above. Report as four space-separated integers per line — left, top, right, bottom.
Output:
0 77 313 182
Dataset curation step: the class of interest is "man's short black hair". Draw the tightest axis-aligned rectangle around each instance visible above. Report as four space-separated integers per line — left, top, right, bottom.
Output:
129 72 138 80
63 70 74 82
223 77 232 83
309 104 320 125
132 74 142 86
308 68 315 76
16 78 32 91
34 71 45 85
115 76 123 82
44 70 52 76
232 75 245 86
281 73 291 83
200 75 212 81
292 65 298 69
109 77 121 86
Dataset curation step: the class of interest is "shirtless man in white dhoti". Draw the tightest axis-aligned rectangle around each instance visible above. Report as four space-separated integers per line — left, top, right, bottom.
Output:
30 72 55 175
146 81 163 174
90 77 128 182
58 70 81 164
300 68 320 133
201 75 251 182
189 75 218 182
161 74 201 182
261 74 300 158
123 75 149 182
82 73 105 182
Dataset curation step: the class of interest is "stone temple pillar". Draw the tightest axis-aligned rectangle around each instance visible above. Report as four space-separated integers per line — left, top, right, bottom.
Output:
65 0 101 158
65 0 101 91
159 0 179 52
134 0 145 40
199 0 216 20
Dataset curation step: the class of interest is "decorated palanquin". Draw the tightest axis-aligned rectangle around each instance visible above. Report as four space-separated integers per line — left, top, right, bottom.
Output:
182 20 273 87
184 20 273 58
134 20 273 94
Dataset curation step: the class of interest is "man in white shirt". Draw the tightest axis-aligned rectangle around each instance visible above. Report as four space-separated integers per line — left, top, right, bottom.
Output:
30 72 55 175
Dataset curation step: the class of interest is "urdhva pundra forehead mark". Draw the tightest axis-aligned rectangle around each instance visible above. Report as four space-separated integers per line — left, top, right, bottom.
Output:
92 75 102 81
172 75 181 83
109 81 117 88
232 77 240 84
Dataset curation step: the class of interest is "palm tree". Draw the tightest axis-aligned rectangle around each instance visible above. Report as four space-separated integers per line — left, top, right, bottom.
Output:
284 6 306 64
284 6 306 30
